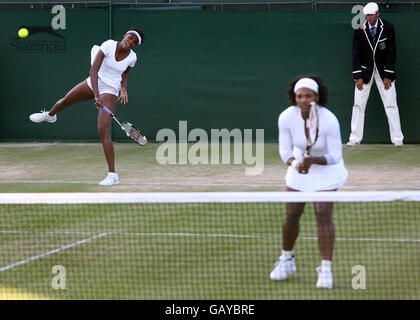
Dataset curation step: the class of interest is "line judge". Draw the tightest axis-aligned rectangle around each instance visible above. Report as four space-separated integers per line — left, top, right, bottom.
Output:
348 2 404 147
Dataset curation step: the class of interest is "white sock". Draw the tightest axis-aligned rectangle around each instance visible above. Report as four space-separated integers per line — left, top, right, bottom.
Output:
321 260 332 270
281 250 293 259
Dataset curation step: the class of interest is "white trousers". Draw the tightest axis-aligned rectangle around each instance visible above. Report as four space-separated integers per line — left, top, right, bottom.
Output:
348 67 404 144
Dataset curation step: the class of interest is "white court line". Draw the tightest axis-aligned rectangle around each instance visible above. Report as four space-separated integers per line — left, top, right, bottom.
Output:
299 236 420 243
0 230 98 236
115 232 420 243
1 230 419 243
0 232 108 272
1 180 281 187
0 180 419 189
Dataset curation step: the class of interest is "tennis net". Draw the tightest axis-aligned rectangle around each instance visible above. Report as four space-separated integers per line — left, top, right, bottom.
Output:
1 191 419 300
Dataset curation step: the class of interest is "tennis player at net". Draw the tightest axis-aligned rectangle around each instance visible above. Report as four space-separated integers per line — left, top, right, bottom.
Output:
271 75 348 289
29 28 144 186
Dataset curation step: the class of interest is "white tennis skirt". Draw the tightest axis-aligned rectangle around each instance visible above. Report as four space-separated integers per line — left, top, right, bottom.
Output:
285 160 348 192
86 76 119 97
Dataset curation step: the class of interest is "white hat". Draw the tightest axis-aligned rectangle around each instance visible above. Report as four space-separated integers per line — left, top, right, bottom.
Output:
363 2 379 15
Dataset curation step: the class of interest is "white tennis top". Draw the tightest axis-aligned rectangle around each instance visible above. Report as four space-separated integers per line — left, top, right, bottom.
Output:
97 40 137 91
278 106 348 191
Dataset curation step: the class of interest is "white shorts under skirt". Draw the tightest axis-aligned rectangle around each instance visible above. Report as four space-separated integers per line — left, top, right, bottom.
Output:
86 76 119 97
285 160 348 192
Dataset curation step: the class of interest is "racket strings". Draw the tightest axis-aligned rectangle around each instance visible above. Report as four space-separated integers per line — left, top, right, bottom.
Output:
305 103 319 153
130 129 140 140
113 115 148 146
129 126 147 145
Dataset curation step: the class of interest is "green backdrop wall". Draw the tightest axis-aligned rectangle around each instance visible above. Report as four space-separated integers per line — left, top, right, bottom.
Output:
1 6 419 143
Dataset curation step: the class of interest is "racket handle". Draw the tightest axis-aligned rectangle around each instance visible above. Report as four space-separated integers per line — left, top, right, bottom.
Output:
102 106 113 116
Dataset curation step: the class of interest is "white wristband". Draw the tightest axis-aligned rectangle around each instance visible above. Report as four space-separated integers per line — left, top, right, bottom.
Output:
291 160 299 170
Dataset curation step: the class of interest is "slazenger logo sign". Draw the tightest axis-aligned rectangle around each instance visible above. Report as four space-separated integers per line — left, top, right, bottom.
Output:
9 5 67 54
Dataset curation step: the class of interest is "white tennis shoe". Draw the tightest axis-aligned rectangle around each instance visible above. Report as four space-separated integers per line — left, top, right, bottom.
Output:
269 255 296 281
394 141 403 147
316 266 333 289
29 110 57 123
99 172 119 186
346 140 359 147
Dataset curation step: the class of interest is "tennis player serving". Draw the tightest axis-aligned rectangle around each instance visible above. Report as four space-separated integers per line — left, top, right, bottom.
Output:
29 28 144 186
271 75 348 289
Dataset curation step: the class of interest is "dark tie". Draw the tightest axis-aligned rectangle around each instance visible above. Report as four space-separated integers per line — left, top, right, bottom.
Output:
370 27 377 43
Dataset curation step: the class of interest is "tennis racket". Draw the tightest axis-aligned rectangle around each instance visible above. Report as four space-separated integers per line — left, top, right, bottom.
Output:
304 101 319 156
102 106 148 146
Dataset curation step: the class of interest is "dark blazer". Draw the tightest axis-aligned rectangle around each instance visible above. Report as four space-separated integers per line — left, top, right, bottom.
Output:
352 18 397 82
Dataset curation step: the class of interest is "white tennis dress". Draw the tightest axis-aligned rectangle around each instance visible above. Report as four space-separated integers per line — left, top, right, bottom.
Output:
87 39 137 96
278 106 348 192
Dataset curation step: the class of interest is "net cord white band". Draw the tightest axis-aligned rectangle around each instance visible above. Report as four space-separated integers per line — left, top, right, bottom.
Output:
1 192 420 204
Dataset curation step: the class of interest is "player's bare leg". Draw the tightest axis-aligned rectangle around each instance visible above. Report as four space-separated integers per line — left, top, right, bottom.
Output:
29 80 94 123
49 80 94 116
97 93 118 173
283 187 305 251
314 202 335 261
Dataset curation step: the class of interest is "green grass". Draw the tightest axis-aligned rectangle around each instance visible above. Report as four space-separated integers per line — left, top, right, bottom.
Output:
0 142 420 299
0 142 419 192
0 202 419 299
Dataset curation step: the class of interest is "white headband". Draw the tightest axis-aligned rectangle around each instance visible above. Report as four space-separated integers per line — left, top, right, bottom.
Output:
294 78 319 94
127 30 141 45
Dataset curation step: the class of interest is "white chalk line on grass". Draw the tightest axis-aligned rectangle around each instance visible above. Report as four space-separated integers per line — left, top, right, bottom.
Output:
3 180 280 187
1 229 419 243
0 232 108 272
3 180 282 187
1 180 419 189
1 230 418 273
